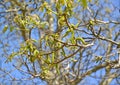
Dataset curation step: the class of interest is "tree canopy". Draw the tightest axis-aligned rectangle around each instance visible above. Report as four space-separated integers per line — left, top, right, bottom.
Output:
0 0 120 85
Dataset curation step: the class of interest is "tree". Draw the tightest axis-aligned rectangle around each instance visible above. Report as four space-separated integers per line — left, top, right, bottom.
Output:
0 0 120 85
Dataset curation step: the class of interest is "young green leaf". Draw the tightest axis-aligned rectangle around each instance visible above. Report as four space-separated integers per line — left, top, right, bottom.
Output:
52 53 55 63
70 28 75 44
55 64 60 74
76 37 87 45
82 0 87 8
2 25 8 33
30 55 36 62
62 30 71 38
33 49 39 56
10 26 14 32
8 52 17 62
78 0 87 9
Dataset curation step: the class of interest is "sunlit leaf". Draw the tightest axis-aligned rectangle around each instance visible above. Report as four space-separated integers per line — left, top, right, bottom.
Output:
90 20 95 25
40 22 49 28
2 25 8 33
82 0 87 8
8 52 17 62
58 16 66 26
76 37 87 45
70 28 75 44
88 0 92 2
62 30 71 38
30 55 36 62
52 53 55 63
59 0 65 5
10 26 14 32
78 0 87 9
44 55 51 64
55 64 60 74
33 49 39 56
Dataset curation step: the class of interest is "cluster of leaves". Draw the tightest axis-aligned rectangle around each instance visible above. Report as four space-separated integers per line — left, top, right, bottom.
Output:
3 0 88 66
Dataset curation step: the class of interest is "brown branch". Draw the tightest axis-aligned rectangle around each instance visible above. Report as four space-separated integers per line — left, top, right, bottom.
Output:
40 44 65 56
89 25 119 45
98 36 119 45
70 60 118 84
54 39 94 48
52 47 81 64
64 14 71 29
